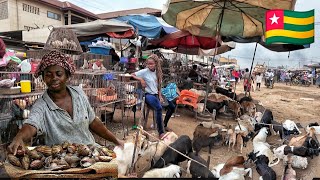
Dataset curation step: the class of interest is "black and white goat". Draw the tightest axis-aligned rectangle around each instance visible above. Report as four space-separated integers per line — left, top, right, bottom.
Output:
247 152 277 180
152 135 193 168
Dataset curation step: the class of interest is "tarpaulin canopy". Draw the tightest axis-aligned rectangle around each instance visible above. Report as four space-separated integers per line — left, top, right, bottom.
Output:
63 19 134 37
116 14 178 39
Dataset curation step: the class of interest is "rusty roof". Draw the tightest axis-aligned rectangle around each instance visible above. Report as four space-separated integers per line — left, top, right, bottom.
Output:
97 7 161 19
36 0 98 19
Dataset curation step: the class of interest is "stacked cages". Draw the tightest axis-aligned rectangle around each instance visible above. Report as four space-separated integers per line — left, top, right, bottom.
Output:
0 93 43 161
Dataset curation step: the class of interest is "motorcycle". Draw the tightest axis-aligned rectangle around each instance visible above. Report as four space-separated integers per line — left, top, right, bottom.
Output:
265 76 274 89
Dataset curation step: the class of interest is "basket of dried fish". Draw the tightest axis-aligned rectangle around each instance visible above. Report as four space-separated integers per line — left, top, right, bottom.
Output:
5 142 116 171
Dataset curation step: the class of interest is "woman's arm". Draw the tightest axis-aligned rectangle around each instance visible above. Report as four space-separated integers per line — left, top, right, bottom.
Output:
89 117 124 148
131 72 146 88
8 124 37 155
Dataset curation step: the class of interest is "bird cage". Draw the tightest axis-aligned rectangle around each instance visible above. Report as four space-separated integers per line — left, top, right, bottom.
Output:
0 93 42 147
44 27 83 55
75 53 113 71
0 71 47 91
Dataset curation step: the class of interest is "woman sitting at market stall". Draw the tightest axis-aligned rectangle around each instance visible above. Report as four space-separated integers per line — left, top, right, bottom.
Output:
131 54 166 138
8 50 124 155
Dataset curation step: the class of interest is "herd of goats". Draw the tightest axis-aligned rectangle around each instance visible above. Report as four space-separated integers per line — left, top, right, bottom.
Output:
113 86 320 179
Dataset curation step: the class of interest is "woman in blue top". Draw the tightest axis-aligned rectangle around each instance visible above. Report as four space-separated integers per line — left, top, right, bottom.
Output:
131 54 167 138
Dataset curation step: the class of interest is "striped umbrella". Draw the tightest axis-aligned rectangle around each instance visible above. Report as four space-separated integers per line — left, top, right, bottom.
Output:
162 0 296 38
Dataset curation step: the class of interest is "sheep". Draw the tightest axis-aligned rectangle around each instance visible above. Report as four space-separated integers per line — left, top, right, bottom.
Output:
247 152 276 180
142 164 181 178
273 145 308 169
253 127 279 167
186 152 215 178
211 156 252 179
152 135 192 168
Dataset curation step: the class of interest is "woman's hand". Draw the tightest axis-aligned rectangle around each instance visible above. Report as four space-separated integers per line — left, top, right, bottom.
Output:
159 95 164 103
140 80 146 88
116 139 125 149
8 137 25 155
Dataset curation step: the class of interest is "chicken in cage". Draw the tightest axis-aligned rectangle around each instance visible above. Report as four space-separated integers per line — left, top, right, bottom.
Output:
76 53 113 71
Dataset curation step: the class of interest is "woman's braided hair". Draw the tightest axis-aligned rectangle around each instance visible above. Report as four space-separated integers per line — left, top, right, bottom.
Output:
147 54 163 91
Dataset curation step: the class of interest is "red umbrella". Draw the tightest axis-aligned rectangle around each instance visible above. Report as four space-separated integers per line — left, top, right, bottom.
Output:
150 30 220 50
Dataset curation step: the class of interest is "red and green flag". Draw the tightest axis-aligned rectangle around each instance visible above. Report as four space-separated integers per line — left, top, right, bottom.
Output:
265 9 314 45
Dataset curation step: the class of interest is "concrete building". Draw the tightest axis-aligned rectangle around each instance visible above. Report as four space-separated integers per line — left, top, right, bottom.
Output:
219 57 238 65
0 0 98 32
97 8 161 19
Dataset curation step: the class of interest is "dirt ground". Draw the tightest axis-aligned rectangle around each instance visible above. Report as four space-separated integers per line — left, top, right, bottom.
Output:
106 82 320 179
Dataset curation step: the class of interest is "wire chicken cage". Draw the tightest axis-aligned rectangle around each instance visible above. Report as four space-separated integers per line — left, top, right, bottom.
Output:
73 53 113 71
0 71 47 91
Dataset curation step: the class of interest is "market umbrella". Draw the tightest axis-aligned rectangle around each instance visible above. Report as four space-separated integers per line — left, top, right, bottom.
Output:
162 0 296 38
162 0 297 112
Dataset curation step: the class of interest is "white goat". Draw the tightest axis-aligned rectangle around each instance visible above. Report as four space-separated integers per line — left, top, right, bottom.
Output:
283 120 301 134
211 163 252 179
253 127 279 167
142 164 181 178
273 145 308 169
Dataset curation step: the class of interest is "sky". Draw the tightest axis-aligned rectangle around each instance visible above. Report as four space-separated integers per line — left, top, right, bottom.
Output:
60 0 320 68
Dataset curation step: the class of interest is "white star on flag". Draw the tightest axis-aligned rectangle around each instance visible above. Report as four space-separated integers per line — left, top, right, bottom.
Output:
269 13 280 25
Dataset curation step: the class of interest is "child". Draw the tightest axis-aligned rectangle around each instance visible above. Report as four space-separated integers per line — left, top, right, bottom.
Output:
256 73 263 91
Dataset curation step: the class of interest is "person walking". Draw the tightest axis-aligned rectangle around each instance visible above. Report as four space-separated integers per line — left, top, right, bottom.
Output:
255 72 263 91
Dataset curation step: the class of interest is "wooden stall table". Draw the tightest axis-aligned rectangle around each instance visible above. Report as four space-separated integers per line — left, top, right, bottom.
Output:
2 161 118 179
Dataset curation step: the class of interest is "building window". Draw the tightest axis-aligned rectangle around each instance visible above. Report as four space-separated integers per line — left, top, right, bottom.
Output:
47 11 61 21
22 3 39 15
0 1 8 20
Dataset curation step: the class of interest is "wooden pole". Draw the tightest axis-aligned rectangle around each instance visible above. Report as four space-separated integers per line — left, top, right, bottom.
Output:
245 42 258 97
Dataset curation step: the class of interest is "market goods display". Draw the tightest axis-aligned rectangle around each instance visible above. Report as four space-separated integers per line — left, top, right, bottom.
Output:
6 142 116 171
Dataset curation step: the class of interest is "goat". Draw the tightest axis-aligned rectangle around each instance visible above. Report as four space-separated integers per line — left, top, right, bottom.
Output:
227 100 241 118
240 101 256 117
283 120 301 135
211 156 252 179
199 99 228 118
215 86 237 100
227 128 237 152
152 135 192 168
142 164 181 178
135 132 178 177
186 152 216 178
289 127 316 147
284 145 319 158
199 121 226 129
114 129 146 176
273 145 308 169
254 109 273 131
283 163 296 180
247 152 276 180
253 127 279 167
307 122 320 134
193 134 223 156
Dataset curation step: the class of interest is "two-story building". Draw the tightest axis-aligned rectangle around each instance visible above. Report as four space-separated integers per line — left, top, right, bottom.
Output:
0 0 98 32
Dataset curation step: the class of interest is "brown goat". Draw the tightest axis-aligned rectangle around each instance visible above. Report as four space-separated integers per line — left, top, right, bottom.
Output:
289 128 315 147
228 100 241 118
240 101 256 117
220 156 245 176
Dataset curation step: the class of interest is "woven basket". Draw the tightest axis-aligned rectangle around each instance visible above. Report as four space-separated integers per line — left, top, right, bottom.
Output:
45 27 83 55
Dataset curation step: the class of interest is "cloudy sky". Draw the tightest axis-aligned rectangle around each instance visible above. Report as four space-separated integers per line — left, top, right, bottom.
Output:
61 0 320 68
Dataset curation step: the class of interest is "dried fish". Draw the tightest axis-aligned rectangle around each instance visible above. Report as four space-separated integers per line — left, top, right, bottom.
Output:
21 155 30 170
7 154 22 167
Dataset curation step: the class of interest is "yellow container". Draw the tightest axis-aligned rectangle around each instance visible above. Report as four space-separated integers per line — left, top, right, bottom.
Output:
18 80 31 93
